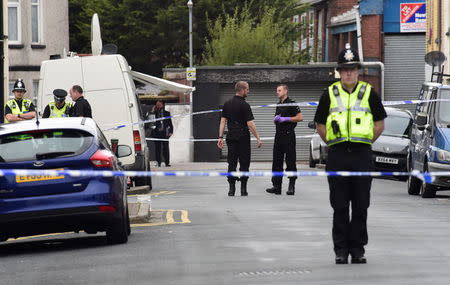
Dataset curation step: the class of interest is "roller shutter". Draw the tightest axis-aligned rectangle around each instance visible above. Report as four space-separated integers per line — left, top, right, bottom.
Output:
219 82 331 161
384 34 426 112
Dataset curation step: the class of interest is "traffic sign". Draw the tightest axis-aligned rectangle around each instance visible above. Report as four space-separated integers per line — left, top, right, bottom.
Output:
186 67 196 81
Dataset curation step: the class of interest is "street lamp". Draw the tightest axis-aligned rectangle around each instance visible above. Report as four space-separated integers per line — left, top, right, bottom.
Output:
187 0 194 161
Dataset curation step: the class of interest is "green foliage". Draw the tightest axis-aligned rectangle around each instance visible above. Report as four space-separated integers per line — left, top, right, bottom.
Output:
69 0 309 75
203 3 309 65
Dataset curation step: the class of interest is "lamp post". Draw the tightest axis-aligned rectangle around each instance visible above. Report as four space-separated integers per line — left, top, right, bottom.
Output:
187 0 194 161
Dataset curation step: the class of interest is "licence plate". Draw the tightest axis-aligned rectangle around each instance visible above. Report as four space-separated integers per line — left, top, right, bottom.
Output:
16 169 65 183
375 156 399 164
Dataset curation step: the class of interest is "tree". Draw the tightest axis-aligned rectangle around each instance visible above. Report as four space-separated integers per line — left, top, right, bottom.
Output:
203 4 308 65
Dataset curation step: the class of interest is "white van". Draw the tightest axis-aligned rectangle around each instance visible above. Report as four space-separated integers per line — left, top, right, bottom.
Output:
38 54 151 187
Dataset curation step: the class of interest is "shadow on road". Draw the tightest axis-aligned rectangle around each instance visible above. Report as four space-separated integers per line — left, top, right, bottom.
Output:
0 235 109 256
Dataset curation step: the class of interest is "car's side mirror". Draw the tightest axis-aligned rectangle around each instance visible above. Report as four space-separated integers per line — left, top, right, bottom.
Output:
308 121 316 129
116 145 132 158
416 112 428 131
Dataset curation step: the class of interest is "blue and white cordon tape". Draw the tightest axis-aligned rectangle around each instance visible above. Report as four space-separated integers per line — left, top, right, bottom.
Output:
146 134 315 142
0 169 443 184
103 99 450 132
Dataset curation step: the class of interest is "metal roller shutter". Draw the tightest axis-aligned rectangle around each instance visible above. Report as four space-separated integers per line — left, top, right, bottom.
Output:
384 34 426 112
219 82 330 161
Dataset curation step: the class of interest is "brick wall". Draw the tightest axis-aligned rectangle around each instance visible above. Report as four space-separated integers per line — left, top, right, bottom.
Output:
361 15 383 61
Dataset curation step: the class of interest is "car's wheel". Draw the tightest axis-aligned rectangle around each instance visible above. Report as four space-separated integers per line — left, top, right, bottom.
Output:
420 163 436 198
134 159 152 189
309 147 316 168
106 207 129 245
407 174 421 195
126 207 131 236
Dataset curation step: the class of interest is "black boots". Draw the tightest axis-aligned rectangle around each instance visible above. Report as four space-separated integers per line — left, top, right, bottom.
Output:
228 183 236 196
286 180 295 195
241 179 248 196
266 186 281 195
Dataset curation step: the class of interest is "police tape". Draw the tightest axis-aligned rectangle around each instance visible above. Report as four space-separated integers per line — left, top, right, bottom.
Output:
102 99 450 132
146 134 315 142
0 169 441 183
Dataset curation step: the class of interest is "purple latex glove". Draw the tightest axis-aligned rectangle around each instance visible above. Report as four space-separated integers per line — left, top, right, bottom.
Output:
278 116 291 123
273 115 281 122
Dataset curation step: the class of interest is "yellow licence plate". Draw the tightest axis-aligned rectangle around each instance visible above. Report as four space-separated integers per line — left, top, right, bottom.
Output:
16 169 65 183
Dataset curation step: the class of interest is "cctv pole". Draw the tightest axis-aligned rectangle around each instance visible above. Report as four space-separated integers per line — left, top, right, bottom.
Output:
1 0 8 124
187 0 194 161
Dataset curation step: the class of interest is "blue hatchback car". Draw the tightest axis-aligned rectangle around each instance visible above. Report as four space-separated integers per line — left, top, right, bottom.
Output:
0 118 132 244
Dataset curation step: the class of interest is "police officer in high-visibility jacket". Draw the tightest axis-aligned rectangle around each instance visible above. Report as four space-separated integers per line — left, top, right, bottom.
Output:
42 89 71 118
314 44 386 265
4 79 36 123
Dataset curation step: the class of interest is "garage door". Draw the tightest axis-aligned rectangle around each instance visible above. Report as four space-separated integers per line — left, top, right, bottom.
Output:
219 82 331 161
384 34 426 112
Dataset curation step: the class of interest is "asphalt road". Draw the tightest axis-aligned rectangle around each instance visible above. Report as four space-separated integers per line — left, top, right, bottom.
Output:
1 175 449 285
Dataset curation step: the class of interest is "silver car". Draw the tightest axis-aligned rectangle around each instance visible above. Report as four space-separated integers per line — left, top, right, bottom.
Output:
308 121 327 168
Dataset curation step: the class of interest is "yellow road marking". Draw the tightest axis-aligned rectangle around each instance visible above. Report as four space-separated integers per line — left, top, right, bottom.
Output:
166 210 174 223
131 209 190 227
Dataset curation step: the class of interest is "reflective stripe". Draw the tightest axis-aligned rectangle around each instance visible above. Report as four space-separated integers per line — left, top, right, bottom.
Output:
351 106 370 112
350 137 372 143
330 106 347 113
357 84 366 99
327 137 348 145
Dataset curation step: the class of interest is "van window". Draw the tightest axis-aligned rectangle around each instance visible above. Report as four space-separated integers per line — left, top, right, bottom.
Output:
437 89 450 125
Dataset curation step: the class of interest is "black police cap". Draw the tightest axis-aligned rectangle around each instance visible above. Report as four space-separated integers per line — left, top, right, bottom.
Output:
337 45 361 70
53 89 68 98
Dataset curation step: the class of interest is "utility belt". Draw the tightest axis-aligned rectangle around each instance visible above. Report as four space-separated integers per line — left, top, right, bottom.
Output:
329 142 371 153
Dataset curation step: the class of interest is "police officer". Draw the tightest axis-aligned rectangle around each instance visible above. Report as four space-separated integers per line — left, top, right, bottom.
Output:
42 89 71 118
69 85 92 118
217 81 262 196
266 84 303 195
314 44 386 264
4 79 36 123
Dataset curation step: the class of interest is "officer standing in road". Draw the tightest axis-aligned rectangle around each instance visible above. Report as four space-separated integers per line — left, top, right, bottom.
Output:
4 79 36 123
42 89 71 118
266 84 303 195
314 44 386 264
69 85 92 118
217 81 262 196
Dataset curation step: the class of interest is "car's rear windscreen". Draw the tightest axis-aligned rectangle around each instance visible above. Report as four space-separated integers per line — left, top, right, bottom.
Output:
0 129 94 162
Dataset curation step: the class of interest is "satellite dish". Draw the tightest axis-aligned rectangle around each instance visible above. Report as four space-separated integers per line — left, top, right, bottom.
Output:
91 13 102 56
102 43 118 55
425 51 446 66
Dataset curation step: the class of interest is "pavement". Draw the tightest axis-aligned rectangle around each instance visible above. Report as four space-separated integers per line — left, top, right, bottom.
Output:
127 161 316 223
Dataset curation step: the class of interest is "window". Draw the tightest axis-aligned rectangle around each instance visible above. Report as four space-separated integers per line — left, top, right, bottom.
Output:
8 81 15 99
31 0 43 43
7 0 21 44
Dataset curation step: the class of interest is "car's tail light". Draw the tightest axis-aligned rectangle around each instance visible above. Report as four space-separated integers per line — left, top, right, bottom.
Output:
133 130 142 152
98 205 116 212
90 150 114 168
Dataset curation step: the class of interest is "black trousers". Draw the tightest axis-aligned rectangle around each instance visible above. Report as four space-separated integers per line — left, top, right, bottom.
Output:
326 144 372 257
271 131 297 187
226 133 250 183
153 131 170 165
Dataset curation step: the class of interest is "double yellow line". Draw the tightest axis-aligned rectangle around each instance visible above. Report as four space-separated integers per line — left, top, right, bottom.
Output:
131 209 191 227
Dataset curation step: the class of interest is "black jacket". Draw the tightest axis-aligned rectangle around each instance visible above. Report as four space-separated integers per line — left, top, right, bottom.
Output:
151 109 173 138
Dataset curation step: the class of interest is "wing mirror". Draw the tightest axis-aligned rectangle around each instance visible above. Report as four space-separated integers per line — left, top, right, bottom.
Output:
416 112 428 131
308 121 316 129
116 145 132 158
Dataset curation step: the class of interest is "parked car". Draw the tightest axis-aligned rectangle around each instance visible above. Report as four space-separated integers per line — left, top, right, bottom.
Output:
0 118 131 243
407 82 450 198
371 107 413 180
308 121 327 168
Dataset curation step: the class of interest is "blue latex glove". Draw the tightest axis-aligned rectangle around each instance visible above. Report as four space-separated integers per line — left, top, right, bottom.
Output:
278 116 291 123
273 115 281 122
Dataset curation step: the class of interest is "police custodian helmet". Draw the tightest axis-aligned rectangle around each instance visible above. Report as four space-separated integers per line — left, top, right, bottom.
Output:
53 89 68 102
12 79 27 92
337 43 361 70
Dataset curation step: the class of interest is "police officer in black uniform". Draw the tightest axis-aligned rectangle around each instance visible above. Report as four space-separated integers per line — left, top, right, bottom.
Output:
69 85 92 118
217 81 262 196
266 84 303 195
42 89 71 118
314 44 386 264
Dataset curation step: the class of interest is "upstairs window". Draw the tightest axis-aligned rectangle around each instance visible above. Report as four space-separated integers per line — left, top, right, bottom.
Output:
8 0 21 44
31 0 43 43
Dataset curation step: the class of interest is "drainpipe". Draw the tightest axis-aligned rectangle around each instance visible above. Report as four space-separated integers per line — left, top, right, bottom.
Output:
355 5 385 100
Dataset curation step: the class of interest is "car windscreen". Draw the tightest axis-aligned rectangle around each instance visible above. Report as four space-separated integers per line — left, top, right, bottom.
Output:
0 129 94 163
437 89 450 125
382 115 412 138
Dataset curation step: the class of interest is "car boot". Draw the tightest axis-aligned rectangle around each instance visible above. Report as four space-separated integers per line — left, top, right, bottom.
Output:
241 179 248 196
286 179 295 195
228 183 236 196
266 186 281 195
